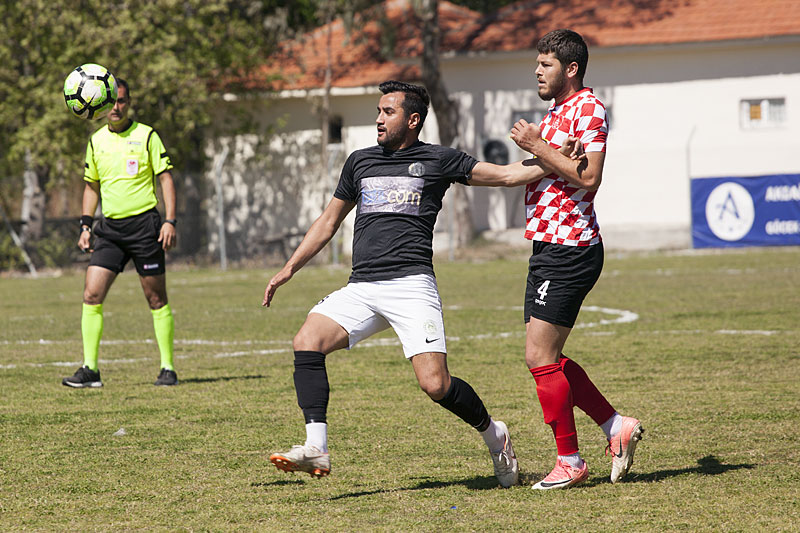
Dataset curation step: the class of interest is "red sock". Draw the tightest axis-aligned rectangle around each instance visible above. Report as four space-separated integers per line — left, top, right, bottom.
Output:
560 355 616 426
530 363 578 455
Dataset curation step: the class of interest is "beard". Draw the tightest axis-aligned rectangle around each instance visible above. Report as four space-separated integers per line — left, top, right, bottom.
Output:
377 127 406 151
538 69 567 101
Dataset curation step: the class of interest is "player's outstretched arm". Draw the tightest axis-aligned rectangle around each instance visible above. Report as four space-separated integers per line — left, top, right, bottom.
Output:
511 119 604 191
262 197 355 307
469 136 584 187
78 182 101 253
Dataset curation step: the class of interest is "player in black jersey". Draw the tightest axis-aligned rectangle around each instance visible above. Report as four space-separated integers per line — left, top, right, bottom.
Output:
263 80 579 485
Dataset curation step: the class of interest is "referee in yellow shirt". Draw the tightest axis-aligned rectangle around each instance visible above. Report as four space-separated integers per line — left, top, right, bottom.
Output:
63 79 178 387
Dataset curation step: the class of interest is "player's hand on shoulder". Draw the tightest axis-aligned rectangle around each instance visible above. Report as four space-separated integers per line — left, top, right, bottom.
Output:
561 136 586 161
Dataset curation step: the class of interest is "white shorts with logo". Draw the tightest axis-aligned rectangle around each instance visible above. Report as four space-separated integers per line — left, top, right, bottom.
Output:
309 273 447 358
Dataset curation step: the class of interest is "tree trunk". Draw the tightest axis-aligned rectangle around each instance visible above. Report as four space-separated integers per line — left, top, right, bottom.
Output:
417 0 474 247
320 0 339 263
320 1 333 203
20 149 47 245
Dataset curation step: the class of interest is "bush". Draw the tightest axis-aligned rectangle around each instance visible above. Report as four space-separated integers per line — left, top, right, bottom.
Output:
0 218 83 272
0 233 25 271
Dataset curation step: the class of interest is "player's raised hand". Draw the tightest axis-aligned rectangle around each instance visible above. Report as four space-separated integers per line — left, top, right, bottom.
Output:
510 119 544 153
263 267 293 307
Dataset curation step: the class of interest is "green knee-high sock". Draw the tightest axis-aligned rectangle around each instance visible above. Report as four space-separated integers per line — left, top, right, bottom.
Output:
82 303 103 371
152 304 174 371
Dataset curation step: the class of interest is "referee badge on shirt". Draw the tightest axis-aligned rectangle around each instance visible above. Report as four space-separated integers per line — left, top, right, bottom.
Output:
126 158 139 176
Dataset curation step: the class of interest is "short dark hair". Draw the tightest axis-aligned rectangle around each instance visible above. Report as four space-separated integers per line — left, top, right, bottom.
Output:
537 29 589 80
378 80 430 127
116 78 130 100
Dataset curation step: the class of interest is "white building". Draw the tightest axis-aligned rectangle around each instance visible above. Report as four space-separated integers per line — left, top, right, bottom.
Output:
207 0 800 258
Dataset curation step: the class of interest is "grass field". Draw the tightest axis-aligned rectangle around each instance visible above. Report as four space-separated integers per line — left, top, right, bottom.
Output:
1 246 799 531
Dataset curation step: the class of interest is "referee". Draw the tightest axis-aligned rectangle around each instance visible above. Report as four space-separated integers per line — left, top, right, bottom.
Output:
62 79 178 388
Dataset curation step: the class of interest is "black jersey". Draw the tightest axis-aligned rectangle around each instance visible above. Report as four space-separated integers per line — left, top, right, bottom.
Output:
334 141 478 282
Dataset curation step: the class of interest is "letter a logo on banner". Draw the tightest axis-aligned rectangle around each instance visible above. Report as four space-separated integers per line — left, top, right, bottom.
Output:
705 182 755 241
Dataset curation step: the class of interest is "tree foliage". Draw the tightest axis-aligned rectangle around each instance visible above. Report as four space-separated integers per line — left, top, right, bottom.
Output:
0 0 513 267
0 0 319 199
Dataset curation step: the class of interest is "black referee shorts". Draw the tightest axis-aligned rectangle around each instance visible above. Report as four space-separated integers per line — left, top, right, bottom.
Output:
524 240 604 328
89 208 166 276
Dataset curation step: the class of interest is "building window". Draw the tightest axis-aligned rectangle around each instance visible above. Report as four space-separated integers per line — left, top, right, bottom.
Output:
740 98 786 129
483 139 509 165
329 115 343 144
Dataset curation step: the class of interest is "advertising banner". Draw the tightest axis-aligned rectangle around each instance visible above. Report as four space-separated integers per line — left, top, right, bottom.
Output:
691 174 800 248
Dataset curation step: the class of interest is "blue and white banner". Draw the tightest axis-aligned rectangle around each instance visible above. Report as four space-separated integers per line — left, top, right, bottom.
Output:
691 174 800 248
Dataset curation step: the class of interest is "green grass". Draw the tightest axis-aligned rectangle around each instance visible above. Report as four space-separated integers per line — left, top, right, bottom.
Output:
1 246 799 531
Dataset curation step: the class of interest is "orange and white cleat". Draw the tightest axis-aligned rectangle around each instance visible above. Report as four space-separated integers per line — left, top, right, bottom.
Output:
606 416 644 483
270 445 331 478
531 457 589 490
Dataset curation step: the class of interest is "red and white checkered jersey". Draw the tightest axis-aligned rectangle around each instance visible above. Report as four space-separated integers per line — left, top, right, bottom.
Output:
524 88 608 246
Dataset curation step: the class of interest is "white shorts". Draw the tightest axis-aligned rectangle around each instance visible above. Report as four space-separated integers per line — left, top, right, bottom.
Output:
309 273 447 358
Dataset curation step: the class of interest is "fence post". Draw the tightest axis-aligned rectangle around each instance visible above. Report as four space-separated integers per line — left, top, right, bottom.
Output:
213 144 230 271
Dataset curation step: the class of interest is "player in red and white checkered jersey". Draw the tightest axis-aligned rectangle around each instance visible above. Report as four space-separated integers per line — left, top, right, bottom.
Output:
509 29 644 490
524 87 607 245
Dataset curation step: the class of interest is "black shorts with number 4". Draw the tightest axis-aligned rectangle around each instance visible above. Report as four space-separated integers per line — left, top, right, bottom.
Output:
89 208 166 276
524 240 604 328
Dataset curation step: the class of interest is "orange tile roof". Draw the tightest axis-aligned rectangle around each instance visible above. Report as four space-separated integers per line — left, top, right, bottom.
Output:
241 0 480 91
244 0 800 91
472 0 800 50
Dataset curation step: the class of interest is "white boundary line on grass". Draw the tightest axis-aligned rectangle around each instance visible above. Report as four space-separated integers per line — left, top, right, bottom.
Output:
0 306 786 369
0 339 290 346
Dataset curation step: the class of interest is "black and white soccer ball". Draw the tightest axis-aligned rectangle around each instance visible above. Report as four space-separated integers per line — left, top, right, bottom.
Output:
63 63 118 120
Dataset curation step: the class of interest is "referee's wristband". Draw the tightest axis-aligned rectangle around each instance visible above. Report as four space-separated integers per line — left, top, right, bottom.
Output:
80 215 94 228
163 219 177 227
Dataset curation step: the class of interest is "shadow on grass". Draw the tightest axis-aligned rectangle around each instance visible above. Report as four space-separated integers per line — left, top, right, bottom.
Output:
251 479 306 487
565 454 755 488
621 454 755 484
328 475 500 500
179 374 267 384
326 455 754 498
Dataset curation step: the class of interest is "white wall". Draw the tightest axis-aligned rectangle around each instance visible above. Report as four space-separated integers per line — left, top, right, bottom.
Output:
442 38 800 248
206 91 384 259
206 37 800 256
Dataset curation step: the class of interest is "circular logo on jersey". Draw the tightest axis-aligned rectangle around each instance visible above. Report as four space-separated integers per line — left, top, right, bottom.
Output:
705 182 755 241
423 319 437 335
408 162 425 177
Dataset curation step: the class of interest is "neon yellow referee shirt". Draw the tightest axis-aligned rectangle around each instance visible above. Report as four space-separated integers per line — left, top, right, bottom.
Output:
84 121 173 219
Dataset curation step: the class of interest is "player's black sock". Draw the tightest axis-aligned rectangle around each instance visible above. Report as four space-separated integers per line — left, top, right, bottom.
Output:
434 376 491 432
293 350 329 424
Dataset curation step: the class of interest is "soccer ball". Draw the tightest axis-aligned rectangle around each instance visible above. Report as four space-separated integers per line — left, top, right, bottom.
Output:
63 63 118 120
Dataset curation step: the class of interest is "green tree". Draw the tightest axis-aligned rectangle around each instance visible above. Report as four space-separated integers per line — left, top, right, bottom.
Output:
0 0 317 263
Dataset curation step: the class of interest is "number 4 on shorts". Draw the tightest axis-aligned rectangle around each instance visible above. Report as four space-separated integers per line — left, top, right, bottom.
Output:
537 280 550 300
